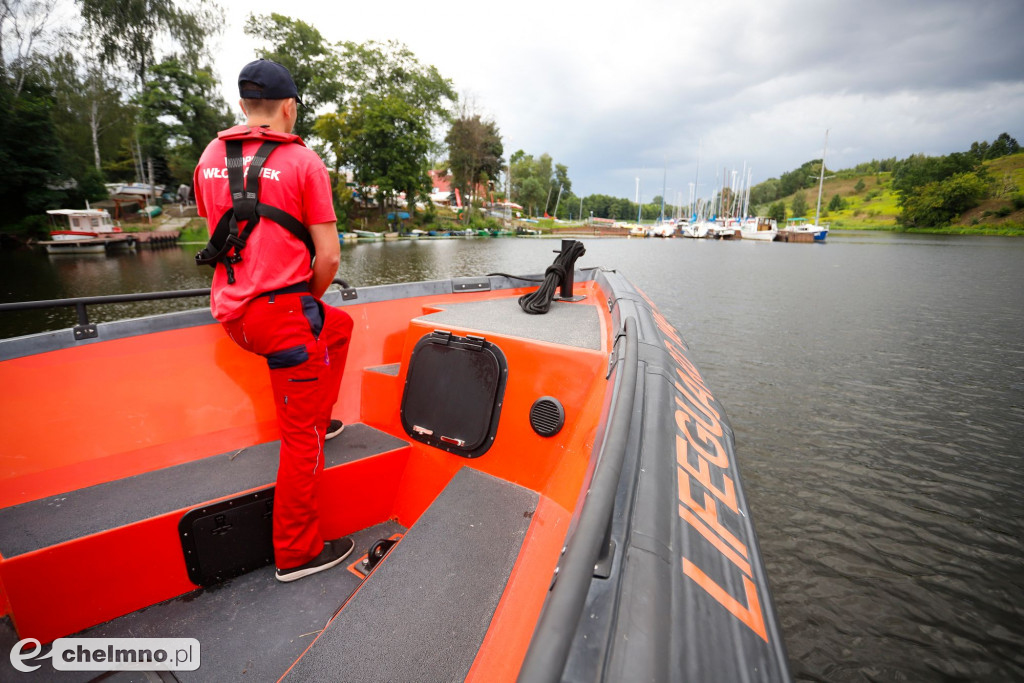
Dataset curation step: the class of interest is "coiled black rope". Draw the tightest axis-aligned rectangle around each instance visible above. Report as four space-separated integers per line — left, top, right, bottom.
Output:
517 240 587 314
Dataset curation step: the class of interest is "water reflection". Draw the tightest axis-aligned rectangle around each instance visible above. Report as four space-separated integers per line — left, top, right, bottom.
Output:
0 245 213 338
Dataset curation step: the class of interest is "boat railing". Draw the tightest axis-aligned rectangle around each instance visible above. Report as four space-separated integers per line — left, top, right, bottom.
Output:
517 316 639 683
0 289 211 340
0 279 358 342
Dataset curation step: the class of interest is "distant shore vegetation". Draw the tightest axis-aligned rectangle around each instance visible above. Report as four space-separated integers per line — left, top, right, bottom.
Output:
751 133 1023 236
0 1 1019 241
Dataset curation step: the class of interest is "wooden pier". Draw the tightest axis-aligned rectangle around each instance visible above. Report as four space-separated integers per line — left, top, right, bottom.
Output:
38 230 180 254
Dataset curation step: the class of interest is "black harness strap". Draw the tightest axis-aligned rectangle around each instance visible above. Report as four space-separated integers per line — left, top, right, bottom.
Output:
196 139 316 284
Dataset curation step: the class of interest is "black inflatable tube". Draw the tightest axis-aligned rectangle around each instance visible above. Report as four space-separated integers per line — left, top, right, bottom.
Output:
517 316 639 683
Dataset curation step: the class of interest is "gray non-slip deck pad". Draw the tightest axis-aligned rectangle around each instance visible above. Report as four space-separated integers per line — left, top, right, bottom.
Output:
4 521 405 683
417 298 603 350
0 423 408 557
285 467 539 682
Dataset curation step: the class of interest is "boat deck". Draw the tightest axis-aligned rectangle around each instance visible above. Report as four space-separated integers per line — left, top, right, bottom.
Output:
0 284 610 680
2 520 402 682
0 424 405 559
0 423 537 681
0 270 793 681
286 468 536 681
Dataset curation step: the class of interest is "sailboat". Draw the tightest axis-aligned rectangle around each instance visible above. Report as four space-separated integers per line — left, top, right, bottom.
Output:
780 130 831 243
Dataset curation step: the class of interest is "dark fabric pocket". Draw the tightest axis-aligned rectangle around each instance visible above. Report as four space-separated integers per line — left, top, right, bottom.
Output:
266 344 309 369
301 296 324 339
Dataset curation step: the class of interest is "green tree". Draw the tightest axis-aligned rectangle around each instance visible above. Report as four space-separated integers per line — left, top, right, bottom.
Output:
791 192 808 217
340 93 430 217
313 111 347 174
1 0 62 98
891 152 978 203
969 140 990 161
137 57 233 183
0 73 69 232
338 40 454 134
79 0 221 86
445 114 503 217
518 176 546 218
898 172 988 228
333 39 455 215
554 163 572 198
854 178 866 193
46 51 134 178
749 177 781 206
767 200 786 223
779 160 819 196
244 13 343 140
828 194 846 212
556 191 578 220
987 132 1020 159
510 151 554 217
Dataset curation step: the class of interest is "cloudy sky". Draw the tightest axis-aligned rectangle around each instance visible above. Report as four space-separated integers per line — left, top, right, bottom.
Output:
209 0 1024 201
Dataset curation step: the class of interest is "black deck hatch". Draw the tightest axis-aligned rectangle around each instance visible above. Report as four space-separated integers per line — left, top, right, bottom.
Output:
400 330 508 458
179 487 275 586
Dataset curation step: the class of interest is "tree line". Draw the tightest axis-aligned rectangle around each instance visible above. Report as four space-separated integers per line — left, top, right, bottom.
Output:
746 132 1021 227
0 0 230 236
0 1 576 236
0 0 1017 238
890 133 1020 228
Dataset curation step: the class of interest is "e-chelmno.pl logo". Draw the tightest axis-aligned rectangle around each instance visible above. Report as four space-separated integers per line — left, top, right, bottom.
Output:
9 637 200 673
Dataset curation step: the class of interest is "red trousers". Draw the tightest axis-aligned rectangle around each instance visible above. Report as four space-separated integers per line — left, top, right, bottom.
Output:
222 291 353 569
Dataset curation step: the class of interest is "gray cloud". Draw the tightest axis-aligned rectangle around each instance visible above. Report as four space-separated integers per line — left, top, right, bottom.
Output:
215 0 1024 199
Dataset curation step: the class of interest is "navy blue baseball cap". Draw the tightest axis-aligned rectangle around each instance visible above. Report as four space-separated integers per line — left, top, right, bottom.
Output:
238 59 302 104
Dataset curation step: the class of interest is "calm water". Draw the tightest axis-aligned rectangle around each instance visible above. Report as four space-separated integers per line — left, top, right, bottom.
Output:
2 234 1023 681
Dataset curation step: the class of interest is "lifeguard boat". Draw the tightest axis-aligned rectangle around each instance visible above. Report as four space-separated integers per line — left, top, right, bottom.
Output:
0 241 789 681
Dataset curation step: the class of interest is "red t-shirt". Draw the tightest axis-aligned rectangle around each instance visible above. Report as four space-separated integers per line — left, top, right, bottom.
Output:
194 126 337 322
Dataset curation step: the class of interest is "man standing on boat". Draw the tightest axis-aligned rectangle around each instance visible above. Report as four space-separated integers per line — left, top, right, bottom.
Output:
193 59 354 582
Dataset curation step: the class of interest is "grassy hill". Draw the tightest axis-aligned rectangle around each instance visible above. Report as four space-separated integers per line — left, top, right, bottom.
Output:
767 152 1024 235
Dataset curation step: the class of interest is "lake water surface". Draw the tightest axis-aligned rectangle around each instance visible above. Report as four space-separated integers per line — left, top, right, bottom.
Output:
2 233 1023 681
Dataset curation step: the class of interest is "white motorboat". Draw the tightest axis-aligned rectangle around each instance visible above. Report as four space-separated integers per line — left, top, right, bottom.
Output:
46 208 121 240
42 208 136 254
679 221 712 238
739 217 778 241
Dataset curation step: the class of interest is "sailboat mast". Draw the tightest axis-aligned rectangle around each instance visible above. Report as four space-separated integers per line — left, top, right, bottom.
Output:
635 177 641 225
693 138 701 221
660 160 667 223
814 129 829 226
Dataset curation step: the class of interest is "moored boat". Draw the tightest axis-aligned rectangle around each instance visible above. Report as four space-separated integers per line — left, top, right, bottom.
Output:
739 216 779 241
104 182 165 199
779 130 831 243
0 242 788 681
46 207 122 240
650 222 676 238
352 229 383 240
679 220 713 238
708 220 740 240
778 218 828 242
42 208 137 254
